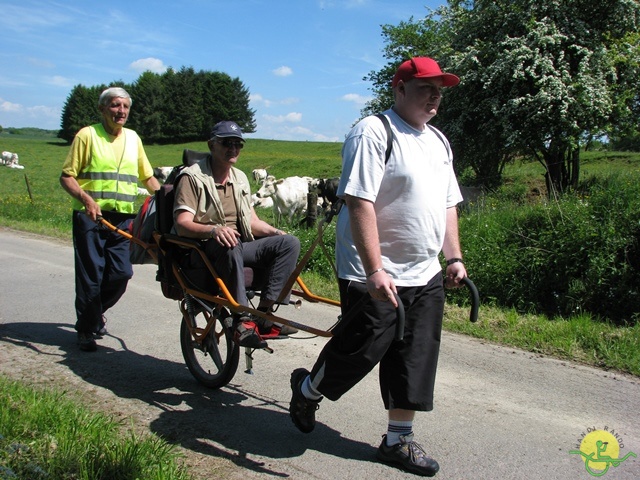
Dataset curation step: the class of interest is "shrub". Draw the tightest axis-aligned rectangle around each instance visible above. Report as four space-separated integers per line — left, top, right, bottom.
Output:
458 172 640 325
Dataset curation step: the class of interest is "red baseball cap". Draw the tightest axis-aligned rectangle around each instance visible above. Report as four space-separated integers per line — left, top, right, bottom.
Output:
392 57 460 87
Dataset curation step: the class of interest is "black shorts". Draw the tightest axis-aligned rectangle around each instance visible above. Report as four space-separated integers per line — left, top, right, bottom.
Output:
310 273 445 411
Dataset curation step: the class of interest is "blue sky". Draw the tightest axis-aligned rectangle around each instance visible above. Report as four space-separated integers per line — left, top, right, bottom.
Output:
0 0 443 142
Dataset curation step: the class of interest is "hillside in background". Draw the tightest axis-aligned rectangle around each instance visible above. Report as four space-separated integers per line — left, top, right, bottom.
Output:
0 127 59 138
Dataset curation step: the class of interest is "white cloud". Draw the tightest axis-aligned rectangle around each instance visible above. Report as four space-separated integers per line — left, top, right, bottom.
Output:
0 99 23 113
27 57 55 69
251 94 300 109
250 94 273 108
280 97 299 105
46 76 73 87
263 112 302 123
26 105 59 119
129 57 167 74
250 121 341 142
273 66 293 77
287 125 339 142
342 93 371 105
0 100 60 129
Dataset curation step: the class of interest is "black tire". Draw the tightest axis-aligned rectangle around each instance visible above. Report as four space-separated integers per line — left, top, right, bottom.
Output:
180 309 239 389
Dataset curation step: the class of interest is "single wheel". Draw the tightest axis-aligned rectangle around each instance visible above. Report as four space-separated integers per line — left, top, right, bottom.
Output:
180 309 239 389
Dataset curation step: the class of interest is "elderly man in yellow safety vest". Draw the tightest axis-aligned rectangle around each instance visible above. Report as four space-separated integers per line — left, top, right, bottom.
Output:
60 86 160 352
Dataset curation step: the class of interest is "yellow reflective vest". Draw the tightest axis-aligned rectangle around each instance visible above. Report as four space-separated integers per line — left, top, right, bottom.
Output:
74 124 140 213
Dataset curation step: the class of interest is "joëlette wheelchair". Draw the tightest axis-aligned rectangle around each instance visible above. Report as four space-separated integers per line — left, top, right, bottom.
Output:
99 149 479 390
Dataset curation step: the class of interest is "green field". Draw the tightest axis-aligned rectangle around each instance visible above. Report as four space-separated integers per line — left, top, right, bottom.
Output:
0 133 343 239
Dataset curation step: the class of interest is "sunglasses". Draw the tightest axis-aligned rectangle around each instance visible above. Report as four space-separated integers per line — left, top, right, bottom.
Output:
216 139 244 149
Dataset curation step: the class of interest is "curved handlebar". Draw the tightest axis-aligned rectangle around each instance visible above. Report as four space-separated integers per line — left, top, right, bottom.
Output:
460 277 480 323
393 293 405 341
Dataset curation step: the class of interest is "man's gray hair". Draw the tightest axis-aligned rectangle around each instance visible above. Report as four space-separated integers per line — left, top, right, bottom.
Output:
98 87 132 107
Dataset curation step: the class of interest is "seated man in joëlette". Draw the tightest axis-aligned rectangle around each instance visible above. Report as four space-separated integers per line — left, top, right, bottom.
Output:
173 121 300 348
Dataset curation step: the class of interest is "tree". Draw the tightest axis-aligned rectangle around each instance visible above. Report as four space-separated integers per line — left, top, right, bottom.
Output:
58 67 257 145
361 14 452 120
199 71 256 138
58 84 105 143
228 77 256 133
364 0 640 194
607 31 640 150
160 67 204 143
128 71 166 144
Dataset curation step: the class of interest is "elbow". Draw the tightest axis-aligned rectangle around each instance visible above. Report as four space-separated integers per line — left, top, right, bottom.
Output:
174 222 186 237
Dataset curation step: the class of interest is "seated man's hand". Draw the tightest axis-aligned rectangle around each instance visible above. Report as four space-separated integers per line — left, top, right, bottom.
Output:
211 225 241 248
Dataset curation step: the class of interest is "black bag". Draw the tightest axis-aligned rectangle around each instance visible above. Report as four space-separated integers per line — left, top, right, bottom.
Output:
153 183 185 300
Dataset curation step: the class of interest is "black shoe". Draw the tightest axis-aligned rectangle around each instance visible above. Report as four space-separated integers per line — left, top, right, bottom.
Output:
77 332 97 352
234 319 268 349
376 434 439 477
289 368 321 433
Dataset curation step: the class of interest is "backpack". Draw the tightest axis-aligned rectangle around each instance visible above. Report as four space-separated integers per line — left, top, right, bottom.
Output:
375 113 452 164
129 194 158 264
129 159 194 266
153 151 208 300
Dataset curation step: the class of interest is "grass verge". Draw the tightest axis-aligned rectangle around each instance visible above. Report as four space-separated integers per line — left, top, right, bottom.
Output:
443 303 640 376
0 376 191 480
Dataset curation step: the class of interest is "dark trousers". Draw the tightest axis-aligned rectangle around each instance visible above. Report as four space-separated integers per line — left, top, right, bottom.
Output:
310 274 445 411
201 234 300 307
72 210 134 334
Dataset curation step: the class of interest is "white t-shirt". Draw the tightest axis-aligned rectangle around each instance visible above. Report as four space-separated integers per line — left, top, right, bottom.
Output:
336 108 463 286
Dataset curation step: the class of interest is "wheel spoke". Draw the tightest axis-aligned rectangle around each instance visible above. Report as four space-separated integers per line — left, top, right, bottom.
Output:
180 308 239 389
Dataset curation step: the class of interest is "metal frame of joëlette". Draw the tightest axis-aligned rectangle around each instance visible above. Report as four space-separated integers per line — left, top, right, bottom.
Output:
97 203 343 338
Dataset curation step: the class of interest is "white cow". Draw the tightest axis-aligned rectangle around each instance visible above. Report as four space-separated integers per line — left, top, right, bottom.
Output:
251 193 274 209
153 166 174 184
252 168 269 185
1 151 12 165
136 166 174 196
2 151 23 169
256 175 310 225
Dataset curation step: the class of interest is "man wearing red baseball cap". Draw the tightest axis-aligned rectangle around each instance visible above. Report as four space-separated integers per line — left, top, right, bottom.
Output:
289 58 467 477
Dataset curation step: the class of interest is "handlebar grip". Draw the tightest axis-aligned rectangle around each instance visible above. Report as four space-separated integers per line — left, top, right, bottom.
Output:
393 293 405 341
460 277 480 323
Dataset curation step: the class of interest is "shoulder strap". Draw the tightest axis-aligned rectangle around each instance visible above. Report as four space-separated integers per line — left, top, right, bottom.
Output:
376 114 451 164
375 113 393 165
426 124 452 161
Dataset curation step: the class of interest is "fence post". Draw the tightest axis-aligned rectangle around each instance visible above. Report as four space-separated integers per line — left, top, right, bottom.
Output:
24 174 34 203
306 192 318 228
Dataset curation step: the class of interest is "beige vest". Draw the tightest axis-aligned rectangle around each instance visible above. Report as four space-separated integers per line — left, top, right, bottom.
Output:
179 156 255 242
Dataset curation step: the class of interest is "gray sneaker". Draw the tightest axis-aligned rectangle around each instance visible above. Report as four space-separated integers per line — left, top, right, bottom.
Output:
93 315 107 338
289 368 321 433
376 434 439 477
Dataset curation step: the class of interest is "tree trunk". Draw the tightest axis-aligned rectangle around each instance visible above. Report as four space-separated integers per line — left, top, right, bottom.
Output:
544 142 581 198
544 151 565 198
568 147 580 190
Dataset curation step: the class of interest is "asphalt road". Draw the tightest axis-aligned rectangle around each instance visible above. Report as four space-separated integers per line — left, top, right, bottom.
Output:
1 228 639 480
